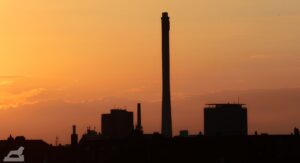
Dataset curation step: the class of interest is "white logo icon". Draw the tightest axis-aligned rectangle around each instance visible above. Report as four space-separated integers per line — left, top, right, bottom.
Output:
3 146 25 162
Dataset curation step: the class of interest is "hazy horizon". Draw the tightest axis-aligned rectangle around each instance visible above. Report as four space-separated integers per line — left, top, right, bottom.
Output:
0 88 299 144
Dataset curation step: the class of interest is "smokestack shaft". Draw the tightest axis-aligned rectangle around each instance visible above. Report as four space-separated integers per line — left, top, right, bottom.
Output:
137 103 142 129
161 12 172 137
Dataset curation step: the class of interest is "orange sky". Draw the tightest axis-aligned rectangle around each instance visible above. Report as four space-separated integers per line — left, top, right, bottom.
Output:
0 0 300 144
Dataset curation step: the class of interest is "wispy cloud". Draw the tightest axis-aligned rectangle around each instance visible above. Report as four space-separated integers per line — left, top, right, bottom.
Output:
0 80 15 86
0 75 28 79
250 54 271 60
0 88 46 109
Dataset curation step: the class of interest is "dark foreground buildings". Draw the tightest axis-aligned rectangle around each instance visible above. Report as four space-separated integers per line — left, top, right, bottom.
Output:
2 134 300 163
204 103 248 136
0 136 49 163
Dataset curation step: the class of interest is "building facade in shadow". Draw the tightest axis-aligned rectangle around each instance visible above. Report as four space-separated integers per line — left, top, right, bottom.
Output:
101 109 134 139
204 103 248 136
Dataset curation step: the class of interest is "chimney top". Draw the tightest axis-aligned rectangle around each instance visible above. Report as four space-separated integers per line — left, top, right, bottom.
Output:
72 125 76 134
162 12 169 17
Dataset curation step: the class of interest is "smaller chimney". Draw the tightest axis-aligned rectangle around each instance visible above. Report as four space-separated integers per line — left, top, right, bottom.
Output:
134 103 143 136
136 103 142 130
71 125 78 147
72 125 76 134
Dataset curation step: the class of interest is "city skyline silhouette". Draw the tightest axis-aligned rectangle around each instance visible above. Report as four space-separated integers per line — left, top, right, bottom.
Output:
0 5 300 162
0 10 298 145
0 1 300 146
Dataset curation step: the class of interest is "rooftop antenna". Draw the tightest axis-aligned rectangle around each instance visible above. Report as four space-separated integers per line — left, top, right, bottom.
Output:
55 136 58 146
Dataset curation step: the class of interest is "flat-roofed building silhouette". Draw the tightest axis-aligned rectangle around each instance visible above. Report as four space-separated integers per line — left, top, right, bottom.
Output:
204 103 248 136
101 109 134 139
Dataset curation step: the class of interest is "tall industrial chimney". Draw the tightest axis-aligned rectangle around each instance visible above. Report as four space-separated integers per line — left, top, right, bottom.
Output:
161 12 172 137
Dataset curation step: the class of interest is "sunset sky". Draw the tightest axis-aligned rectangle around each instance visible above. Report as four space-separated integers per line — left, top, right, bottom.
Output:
0 0 300 144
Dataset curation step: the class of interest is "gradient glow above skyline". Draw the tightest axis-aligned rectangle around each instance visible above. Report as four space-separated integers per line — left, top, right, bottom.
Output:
0 0 300 144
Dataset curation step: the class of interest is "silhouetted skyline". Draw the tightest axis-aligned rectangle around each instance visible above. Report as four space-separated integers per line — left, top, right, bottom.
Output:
0 0 300 160
0 1 300 144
